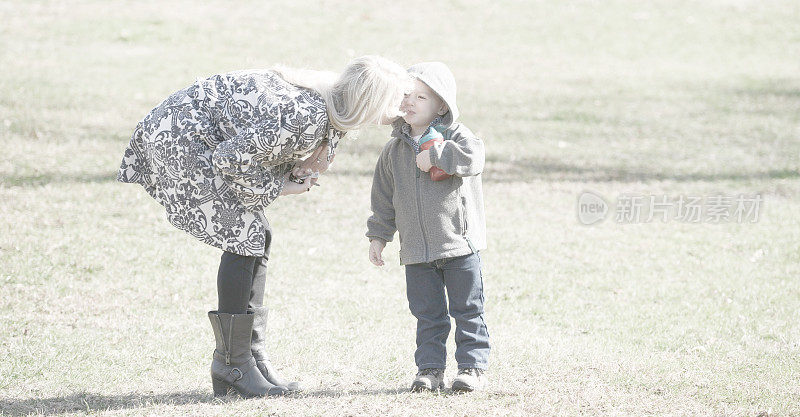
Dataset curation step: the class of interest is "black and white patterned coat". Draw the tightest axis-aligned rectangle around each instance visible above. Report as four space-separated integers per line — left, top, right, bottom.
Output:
118 70 343 256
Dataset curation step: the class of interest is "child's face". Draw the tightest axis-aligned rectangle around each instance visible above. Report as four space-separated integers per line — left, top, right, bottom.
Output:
401 79 446 131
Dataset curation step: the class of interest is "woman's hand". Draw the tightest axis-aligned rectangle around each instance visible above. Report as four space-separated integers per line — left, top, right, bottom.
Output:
280 172 315 195
368 239 386 266
293 143 334 179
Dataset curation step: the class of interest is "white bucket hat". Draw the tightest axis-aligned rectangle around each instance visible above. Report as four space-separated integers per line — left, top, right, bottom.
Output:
407 62 460 128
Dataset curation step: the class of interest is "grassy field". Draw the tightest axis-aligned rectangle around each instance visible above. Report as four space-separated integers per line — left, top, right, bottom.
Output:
1 0 799 416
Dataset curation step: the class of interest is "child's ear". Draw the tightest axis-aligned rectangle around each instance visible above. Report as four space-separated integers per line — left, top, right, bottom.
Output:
437 104 449 116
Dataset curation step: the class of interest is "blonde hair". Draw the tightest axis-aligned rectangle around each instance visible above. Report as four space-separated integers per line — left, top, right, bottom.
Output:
274 56 410 133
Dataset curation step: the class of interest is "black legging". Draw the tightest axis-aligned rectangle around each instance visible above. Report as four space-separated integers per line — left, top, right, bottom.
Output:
217 221 272 314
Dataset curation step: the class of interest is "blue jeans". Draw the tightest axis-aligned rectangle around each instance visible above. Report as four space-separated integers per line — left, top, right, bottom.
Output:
405 253 490 370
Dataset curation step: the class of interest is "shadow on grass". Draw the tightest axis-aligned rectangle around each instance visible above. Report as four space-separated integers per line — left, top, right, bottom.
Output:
1 172 117 187
297 387 518 398
729 79 800 99
295 387 420 398
481 156 800 183
327 158 799 184
0 387 487 416
0 391 213 416
5 156 797 189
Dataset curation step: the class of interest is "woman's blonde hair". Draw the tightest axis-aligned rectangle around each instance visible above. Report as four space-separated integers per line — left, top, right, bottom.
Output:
274 55 410 132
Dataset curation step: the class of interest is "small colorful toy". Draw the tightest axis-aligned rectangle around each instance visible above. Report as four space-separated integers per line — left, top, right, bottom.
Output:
418 129 451 181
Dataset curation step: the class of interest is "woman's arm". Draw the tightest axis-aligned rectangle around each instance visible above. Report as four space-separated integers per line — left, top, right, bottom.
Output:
212 132 287 211
211 93 325 208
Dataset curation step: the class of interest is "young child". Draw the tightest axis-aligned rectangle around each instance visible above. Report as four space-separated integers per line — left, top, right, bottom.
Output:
366 62 490 392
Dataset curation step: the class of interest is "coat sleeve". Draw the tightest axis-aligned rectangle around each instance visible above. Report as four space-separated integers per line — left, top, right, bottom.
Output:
429 123 485 177
366 147 397 243
211 125 289 212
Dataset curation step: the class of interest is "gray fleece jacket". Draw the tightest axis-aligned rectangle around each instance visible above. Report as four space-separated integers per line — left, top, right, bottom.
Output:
366 120 487 265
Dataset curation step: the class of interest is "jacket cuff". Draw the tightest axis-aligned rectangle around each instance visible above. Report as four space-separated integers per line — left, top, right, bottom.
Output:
366 234 391 244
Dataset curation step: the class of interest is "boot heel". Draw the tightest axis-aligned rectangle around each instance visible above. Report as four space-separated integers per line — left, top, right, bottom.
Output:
212 378 231 397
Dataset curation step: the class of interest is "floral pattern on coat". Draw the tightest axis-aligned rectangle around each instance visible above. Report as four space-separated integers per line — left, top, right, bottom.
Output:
118 70 343 256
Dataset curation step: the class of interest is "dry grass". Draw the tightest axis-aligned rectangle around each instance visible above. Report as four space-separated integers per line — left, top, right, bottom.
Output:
1 0 799 416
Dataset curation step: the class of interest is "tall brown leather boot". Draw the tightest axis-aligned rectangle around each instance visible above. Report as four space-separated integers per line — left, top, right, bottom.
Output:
250 306 301 392
208 311 288 397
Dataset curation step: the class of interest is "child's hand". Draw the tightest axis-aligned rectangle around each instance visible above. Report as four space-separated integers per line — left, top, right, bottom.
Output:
369 239 386 266
416 149 433 172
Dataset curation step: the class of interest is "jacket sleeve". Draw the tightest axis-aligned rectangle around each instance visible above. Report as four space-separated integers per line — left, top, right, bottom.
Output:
428 123 485 177
366 148 397 243
211 127 288 212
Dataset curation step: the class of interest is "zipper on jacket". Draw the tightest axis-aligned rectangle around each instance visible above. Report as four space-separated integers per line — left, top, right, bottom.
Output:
459 192 467 235
415 167 430 261
460 194 476 253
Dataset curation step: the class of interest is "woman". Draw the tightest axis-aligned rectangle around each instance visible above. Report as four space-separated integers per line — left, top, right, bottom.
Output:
118 56 410 398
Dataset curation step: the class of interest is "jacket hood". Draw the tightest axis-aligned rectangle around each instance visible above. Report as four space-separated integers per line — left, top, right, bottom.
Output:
407 62 459 128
